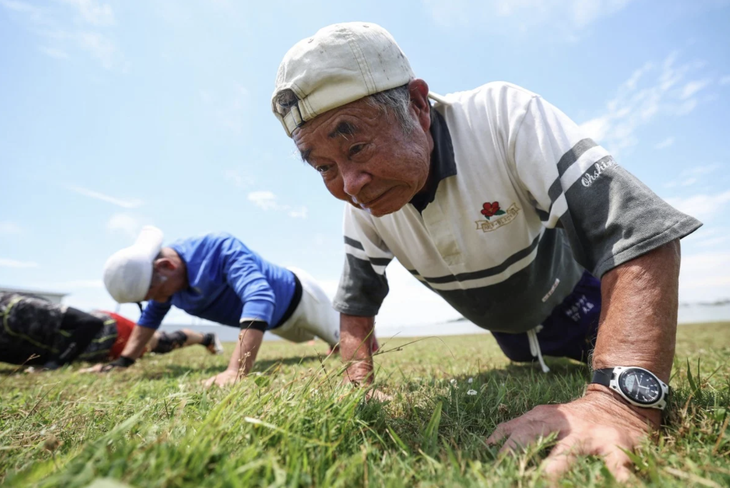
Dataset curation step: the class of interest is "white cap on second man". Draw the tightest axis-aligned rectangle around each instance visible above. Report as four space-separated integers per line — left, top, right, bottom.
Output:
103 226 163 303
272 22 415 137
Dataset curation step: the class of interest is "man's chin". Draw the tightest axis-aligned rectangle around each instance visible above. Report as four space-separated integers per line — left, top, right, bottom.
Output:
368 206 399 218
347 200 403 217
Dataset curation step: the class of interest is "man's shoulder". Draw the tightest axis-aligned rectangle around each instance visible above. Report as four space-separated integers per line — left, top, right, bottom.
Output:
437 81 539 111
174 232 238 249
434 82 543 146
171 232 247 264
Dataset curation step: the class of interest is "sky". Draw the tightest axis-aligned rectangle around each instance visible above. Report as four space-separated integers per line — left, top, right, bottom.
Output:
1 0 729 331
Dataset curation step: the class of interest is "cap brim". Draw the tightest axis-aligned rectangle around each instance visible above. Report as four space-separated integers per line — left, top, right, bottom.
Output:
134 226 163 261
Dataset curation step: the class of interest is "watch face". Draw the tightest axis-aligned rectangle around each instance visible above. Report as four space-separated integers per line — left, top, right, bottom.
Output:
618 368 662 405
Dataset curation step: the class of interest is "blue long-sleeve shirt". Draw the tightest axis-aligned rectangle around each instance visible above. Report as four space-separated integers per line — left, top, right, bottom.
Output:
137 233 297 330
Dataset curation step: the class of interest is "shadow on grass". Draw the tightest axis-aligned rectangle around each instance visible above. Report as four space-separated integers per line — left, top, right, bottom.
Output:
255 355 325 371
0 366 28 376
501 357 590 376
140 355 326 380
372 359 593 458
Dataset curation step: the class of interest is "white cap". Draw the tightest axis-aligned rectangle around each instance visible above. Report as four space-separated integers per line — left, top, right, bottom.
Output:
272 22 415 137
103 226 164 303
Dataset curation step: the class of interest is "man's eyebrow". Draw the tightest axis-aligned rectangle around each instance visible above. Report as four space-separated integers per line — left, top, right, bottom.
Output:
298 121 358 162
328 121 358 140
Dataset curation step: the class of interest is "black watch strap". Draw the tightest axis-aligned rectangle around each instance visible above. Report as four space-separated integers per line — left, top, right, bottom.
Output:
105 355 136 370
592 368 613 387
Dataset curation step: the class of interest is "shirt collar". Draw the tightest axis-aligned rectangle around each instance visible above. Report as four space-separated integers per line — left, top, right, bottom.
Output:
409 107 457 213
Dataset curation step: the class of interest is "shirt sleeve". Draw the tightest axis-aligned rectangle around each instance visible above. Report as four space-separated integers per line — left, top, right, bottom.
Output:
333 205 394 316
218 237 276 325
137 300 172 329
511 93 702 278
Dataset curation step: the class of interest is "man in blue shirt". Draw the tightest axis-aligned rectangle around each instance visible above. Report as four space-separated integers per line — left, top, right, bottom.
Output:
91 226 356 387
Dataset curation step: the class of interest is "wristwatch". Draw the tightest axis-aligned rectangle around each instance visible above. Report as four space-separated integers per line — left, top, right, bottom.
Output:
592 366 669 410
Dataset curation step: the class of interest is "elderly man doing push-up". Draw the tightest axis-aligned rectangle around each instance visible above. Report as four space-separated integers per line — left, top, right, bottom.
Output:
270 22 701 480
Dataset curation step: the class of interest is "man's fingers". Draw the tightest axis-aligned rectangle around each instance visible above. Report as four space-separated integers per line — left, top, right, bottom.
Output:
542 435 633 482
80 364 105 373
486 420 514 445
499 420 559 454
487 405 557 446
541 438 582 479
601 445 633 482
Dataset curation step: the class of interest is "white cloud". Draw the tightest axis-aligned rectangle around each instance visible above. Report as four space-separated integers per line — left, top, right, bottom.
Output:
224 169 253 188
248 191 278 210
681 79 712 99
74 31 117 70
106 213 141 239
288 207 308 219
0 221 23 235
680 163 721 177
59 0 114 26
422 0 634 38
1 0 123 70
655 137 675 149
0 258 39 268
571 0 632 28
665 190 730 222
0 0 42 16
39 46 69 59
663 164 720 189
579 53 713 154
248 191 308 218
68 186 143 208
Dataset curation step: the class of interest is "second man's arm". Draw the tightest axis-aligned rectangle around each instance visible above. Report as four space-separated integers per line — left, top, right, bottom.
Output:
340 313 376 386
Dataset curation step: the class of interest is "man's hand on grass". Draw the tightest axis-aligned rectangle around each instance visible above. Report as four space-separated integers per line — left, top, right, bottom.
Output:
79 363 123 373
203 369 241 388
80 356 135 373
486 385 658 481
80 363 108 373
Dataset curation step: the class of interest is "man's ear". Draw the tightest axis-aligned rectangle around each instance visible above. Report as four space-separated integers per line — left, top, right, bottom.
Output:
408 79 431 133
154 257 175 272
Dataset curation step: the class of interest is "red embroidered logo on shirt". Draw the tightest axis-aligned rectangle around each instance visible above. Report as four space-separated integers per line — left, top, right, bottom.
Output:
480 201 506 220
475 202 521 233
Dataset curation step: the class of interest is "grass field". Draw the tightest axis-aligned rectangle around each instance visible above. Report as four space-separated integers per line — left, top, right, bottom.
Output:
1 322 729 487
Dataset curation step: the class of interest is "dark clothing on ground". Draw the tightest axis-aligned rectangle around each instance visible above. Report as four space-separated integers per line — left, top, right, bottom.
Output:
0 292 105 366
0 293 134 366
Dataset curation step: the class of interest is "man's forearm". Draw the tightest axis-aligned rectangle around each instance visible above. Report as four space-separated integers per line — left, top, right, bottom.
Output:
226 328 264 376
591 240 681 421
593 239 681 378
120 325 157 360
340 313 375 386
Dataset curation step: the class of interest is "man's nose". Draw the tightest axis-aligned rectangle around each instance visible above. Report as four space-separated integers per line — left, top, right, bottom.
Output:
341 163 371 198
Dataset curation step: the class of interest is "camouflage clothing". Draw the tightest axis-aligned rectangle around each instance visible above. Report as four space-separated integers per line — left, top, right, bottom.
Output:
76 311 118 363
0 292 112 365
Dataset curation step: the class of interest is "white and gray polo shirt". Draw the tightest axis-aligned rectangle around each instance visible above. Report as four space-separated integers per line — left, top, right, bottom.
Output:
333 82 701 334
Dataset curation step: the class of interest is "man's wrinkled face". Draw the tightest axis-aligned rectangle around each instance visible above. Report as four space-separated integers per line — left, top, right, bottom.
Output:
292 86 432 217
